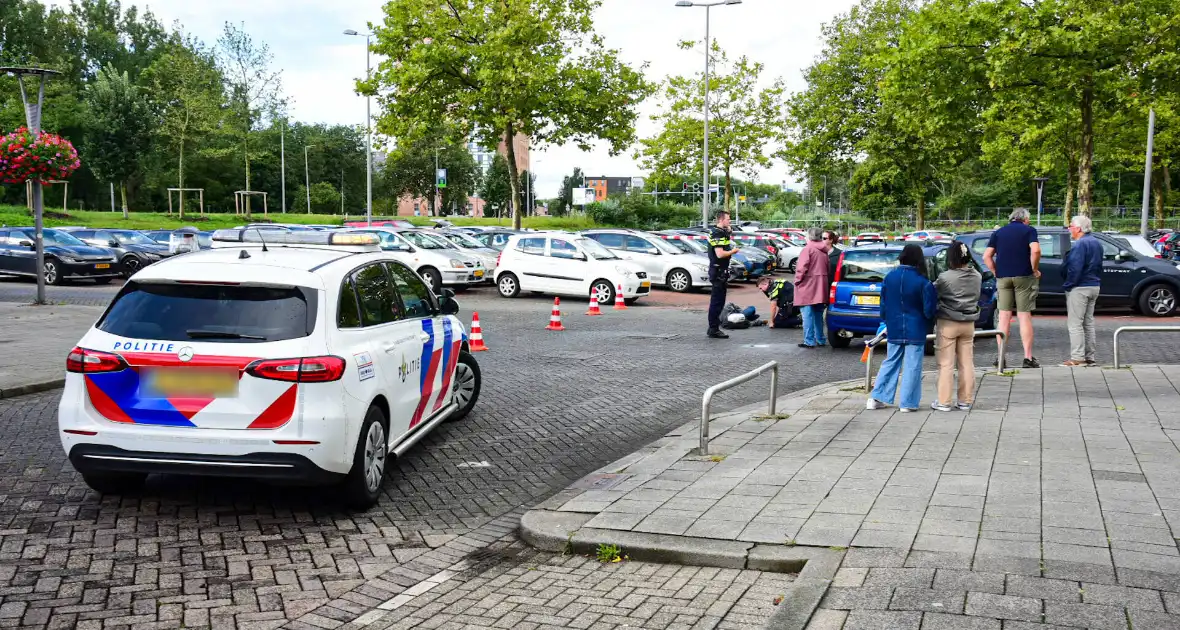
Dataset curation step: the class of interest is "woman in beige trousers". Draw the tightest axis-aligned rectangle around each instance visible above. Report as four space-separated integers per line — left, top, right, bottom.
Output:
932 241 983 412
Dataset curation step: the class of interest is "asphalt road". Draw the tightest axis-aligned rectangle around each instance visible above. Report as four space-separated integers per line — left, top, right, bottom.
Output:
1 274 1178 628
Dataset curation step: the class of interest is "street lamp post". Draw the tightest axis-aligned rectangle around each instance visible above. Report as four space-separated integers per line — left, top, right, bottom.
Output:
344 29 373 225
1033 177 1049 226
1141 108 1156 238
1 66 61 305
304 144 315 214
676 0 741 227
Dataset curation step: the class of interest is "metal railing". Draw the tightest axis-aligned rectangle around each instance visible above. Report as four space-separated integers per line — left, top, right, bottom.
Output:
699 361 779 456
864 330 1007 392
1113 326 1180 368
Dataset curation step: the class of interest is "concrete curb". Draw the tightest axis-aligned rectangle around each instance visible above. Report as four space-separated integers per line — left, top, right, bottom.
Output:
0 378 64 400
518 510 842 630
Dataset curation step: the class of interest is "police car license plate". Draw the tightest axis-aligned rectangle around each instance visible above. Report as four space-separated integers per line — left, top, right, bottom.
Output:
143 368 239 398
474 270 484 278
853 295 880 306
94 263 110 269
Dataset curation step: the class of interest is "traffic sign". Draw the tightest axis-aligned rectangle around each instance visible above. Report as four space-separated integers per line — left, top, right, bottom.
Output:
436 168 447 189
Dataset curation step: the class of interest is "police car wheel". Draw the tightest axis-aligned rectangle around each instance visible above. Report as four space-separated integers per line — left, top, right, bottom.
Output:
341 406 388 510
667 269 691 292
447 353 482 422
82 471 146 495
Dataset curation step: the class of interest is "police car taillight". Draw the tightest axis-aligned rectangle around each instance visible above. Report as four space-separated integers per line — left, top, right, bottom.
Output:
246 356 346 383
66 347 128 374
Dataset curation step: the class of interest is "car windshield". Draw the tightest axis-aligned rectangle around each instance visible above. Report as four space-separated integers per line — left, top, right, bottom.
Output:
681 239 707 254
110 230 157 245
840 250 902 282
651 238 682 255
98 281 314 343
577 238 619 260
444 232 486 249
42 229 86 247
399 231 445 249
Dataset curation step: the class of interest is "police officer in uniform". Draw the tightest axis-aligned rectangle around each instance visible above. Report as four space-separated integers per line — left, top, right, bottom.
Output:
707 210 736 339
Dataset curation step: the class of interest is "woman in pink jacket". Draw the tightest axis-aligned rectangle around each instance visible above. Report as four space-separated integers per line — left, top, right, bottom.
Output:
793 227 831 348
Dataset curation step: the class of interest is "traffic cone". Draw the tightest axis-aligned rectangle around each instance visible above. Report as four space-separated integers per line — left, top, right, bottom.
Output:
586 294 602 316
613 284 628 310
546 297 566 331
469 312 488 352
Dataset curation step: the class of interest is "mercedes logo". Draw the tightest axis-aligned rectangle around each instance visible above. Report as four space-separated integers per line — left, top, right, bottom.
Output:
177 347 195 362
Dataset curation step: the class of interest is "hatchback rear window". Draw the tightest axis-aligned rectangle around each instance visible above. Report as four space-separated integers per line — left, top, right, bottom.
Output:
840 251 902 283
98 282 317 343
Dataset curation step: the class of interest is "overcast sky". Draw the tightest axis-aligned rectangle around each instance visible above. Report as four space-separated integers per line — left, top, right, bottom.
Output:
41 0 857 197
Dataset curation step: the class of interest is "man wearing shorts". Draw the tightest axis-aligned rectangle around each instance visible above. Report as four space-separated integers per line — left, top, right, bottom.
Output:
983 208 1042 368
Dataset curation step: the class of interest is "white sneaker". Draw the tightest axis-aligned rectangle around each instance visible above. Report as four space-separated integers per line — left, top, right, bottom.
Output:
930 402 954 412
866 398 887 410
956 402 973 411
900 407 918 413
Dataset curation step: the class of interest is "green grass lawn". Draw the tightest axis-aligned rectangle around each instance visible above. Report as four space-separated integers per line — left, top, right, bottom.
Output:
0 204 598 231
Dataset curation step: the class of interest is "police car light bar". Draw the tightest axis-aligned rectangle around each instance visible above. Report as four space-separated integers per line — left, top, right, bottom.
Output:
211 229 381 250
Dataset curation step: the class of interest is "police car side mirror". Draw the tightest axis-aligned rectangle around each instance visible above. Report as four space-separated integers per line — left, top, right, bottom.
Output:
438 289 459 315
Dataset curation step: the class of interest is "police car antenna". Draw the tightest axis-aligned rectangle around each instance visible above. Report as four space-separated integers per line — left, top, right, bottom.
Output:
251 227 270 252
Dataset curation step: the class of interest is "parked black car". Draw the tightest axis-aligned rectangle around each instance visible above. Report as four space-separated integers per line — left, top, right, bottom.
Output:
0 228 119 285
958 228 1180 316
58 228 172 276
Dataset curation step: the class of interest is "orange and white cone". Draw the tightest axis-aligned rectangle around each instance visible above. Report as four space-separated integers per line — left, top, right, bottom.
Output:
586 293 602 316
469 312 488 351
613 284 628 310
546 297 566 331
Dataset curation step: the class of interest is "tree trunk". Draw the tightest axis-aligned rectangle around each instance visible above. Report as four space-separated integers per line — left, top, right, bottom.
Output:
178 140 185 220
243 130 251 218
1076 79 1095 217
1163 162 1173 229
723 167 732 212
503 122 523 230
915 187 925 230
119 181 128 220
1063 168 1076 226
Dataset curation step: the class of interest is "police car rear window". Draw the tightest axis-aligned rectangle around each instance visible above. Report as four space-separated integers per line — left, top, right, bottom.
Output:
98 282 316 343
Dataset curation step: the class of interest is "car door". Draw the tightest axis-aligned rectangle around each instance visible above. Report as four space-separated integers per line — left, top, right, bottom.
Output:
386 262 459 429
514 237 551 292
1094 235 1141 301
1034 232 1065 304
547 237 588 296
8 229 37 274
622 235 663 282
349 262 422 441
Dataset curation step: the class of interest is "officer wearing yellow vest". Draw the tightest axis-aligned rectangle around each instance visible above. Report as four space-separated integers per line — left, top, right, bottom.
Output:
707 210 736 339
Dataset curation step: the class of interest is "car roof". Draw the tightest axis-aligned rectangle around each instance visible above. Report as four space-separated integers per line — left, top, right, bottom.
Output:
132 246 395 287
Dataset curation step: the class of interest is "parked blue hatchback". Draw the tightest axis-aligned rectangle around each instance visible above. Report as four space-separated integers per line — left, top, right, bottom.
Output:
826 244 998 348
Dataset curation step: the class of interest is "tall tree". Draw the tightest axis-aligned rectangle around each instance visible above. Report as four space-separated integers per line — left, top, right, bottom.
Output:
84 64 151 218
216 21 282 215
556 166 584 217
368 0 653 229
637 41 784 211
479 153 511 219
140 36 223 218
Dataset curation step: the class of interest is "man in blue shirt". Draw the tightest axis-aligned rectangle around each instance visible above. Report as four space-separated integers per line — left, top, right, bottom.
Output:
1061 215 1103 366
983 208 1042 368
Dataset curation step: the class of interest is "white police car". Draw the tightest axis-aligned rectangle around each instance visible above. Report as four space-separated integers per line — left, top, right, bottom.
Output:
57 229 481 509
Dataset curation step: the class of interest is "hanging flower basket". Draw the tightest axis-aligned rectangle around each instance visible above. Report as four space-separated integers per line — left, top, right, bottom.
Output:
0 127 80 185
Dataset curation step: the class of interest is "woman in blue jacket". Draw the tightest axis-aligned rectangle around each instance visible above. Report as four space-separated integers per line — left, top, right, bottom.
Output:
867 245 938 412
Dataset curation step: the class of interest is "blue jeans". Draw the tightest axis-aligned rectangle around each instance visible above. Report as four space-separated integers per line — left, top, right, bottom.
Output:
871 342 924 409
801 304 827 346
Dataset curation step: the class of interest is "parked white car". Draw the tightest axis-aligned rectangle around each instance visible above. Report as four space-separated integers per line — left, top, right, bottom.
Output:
580 229 710 292
495 232 650 305
341 227 486 291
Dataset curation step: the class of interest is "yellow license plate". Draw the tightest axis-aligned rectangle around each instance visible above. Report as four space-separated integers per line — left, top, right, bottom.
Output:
641 281 651 288
854 295 881 306
144 368 238 398
95 263 110 269
474 270 484 278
